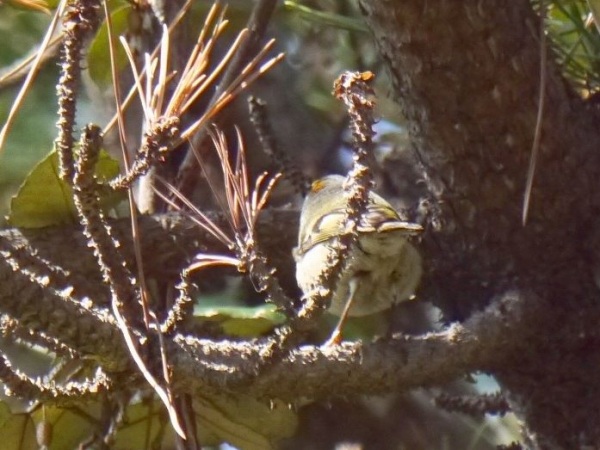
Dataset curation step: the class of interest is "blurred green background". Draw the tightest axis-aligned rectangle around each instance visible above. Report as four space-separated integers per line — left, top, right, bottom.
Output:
0 7 57 218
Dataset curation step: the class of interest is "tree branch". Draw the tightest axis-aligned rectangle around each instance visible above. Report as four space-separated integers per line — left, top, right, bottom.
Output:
170 290 543 401
0 211 545 403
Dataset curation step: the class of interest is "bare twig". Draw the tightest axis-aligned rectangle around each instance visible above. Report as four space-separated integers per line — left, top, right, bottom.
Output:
435 392 511 417
0 355 110 403
160 267 196 333
248 96 311 196
55 0 101 182
0 234 128 368
72 124 186 438
73 125 139 322
109 115 181 190
0 314 78 359
102 0 154 330
294 71 378 326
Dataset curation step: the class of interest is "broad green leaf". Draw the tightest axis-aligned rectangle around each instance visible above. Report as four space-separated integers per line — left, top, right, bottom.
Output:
194 393 297 450
8 149 123 228
1 391 297 450
87 5 131 91
31 403 102 450
193 304 286 337
113 393 297 450
114 394 297 450
0 402 37 450
113 399 174 449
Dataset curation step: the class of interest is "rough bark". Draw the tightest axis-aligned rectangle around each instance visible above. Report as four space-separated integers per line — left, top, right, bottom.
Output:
359 0 600 447
0 213 544 404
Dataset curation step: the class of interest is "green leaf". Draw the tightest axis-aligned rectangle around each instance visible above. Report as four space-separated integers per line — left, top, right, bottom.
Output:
193 304 286 337
194 393 297 450
8 149 123 228
31 403 102 450
0 391 297 450
87 5 131 91
112 400 174 449
0 402 37 450
113 394 297 450
112 392 298 450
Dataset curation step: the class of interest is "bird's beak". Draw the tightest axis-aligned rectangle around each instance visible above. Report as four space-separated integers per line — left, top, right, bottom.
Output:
379 221 423 234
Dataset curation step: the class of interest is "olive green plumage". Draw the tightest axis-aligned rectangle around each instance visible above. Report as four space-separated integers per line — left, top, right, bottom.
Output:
294 175 422 317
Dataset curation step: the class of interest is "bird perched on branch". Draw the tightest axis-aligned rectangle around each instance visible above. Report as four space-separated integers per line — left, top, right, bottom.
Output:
293 175 423 345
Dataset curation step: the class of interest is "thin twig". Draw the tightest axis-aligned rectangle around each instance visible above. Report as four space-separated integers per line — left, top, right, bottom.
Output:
72 124 187 439
435 392 511 417
259 71 380 354
102 0 154 329
160 267 196 333
55 0 101 182
295 71 378 325
0 354 110 402
0 313 78 359
248 96 311 196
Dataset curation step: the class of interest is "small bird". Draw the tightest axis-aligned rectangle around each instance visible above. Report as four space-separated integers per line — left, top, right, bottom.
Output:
293 175 423 345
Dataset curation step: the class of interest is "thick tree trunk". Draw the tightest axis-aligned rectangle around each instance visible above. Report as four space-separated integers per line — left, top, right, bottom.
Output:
360 0 600 447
